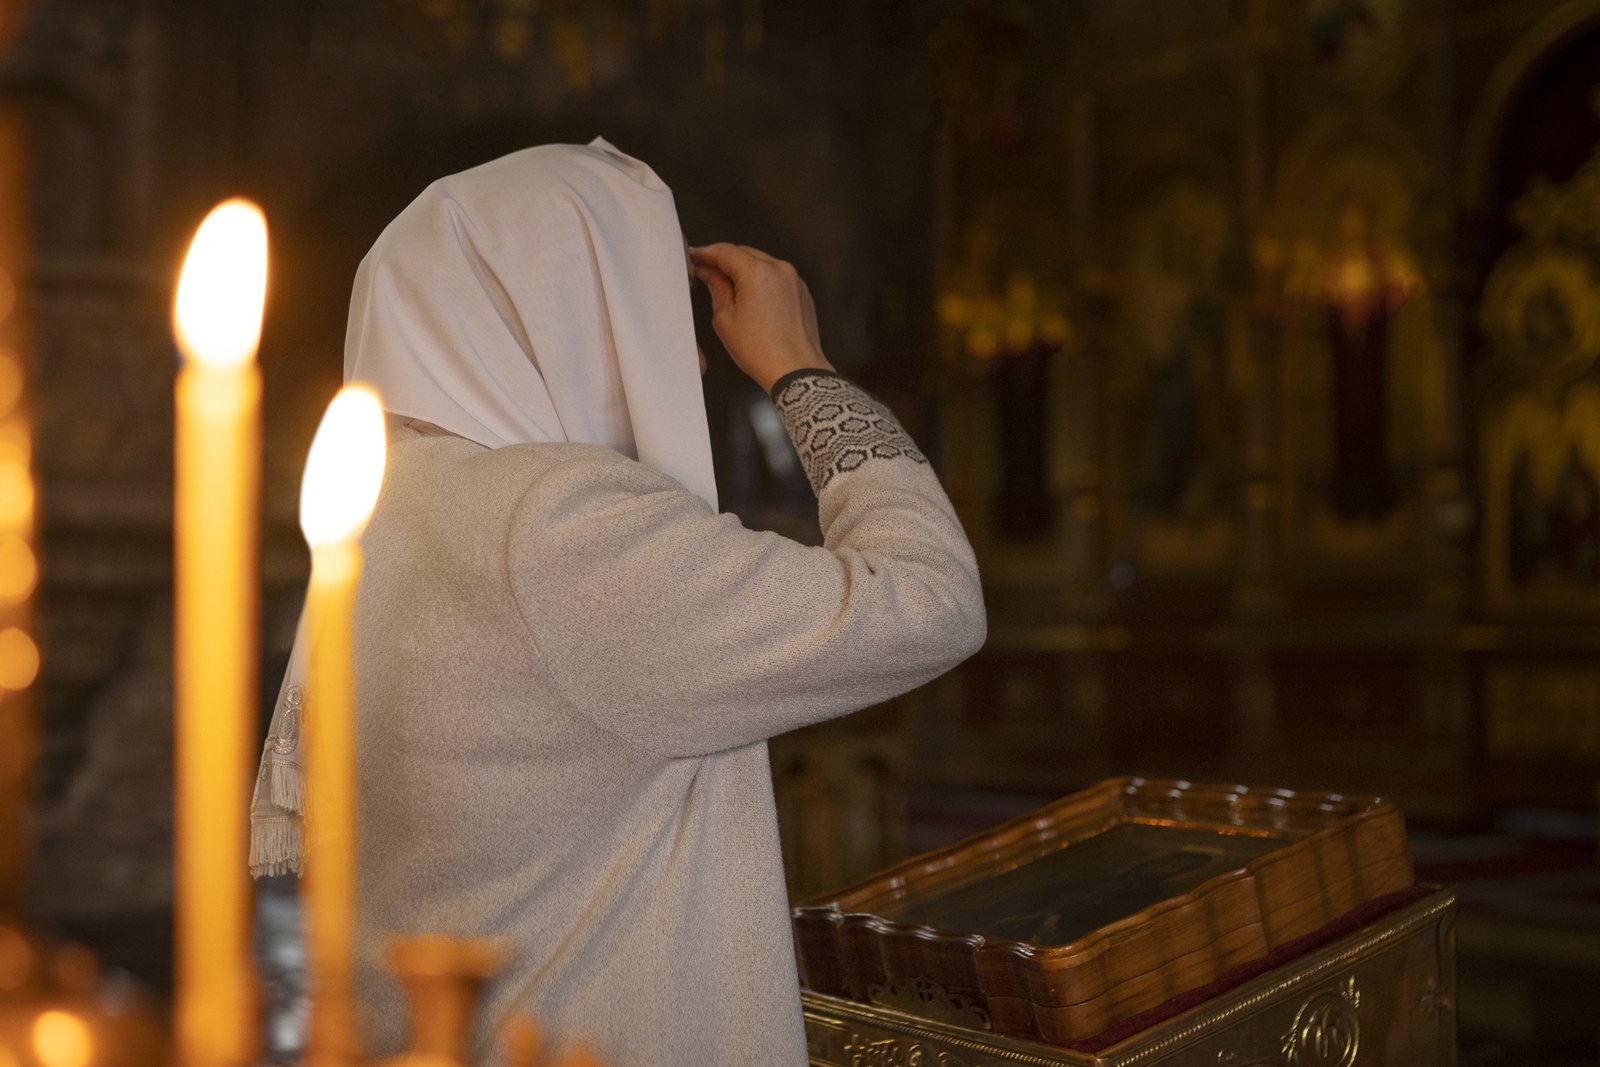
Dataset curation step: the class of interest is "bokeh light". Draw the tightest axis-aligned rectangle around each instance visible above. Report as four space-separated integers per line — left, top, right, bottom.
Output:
32 1011 92 1067
0 627 39 690
0 535 38 602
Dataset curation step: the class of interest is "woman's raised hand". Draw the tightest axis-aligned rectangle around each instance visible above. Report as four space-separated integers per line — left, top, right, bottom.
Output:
689 243 836 393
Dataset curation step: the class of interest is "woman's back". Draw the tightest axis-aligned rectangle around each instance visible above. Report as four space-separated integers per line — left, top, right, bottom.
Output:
356 368 984 1064
354 432 804 1065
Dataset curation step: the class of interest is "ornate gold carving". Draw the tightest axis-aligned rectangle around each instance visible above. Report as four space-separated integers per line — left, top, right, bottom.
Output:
1120 893 1451 1066
804 889 1455 1067
1217 976 1360 1067
1285 976 1361 1066
868 977 992 1032
1482 385 1600 609
1479 145 1600 386
1514 152 1600 248
1480 247 1600 385
843 1032 975 1067
1481 140 1600 608
807 1014 851 1066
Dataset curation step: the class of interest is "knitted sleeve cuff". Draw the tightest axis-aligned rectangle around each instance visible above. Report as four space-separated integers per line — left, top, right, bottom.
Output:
770 370 927 494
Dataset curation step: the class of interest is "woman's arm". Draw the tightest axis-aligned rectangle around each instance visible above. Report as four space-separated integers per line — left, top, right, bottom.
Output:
509 242 983 757
508 372 984 758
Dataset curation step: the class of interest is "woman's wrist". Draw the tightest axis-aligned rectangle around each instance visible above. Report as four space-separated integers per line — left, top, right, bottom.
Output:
768 364 840 400
769 371 928 494
759 346 836 394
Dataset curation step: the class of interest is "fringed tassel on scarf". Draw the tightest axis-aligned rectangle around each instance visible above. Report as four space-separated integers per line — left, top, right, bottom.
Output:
250 753 306 878
249 813 304 878
261 756 305 814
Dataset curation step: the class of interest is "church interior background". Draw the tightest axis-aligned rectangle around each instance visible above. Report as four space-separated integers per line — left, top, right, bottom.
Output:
4 0 1600 1063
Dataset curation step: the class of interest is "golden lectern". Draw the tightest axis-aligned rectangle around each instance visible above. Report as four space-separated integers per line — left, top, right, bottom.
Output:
793 779 1455 1066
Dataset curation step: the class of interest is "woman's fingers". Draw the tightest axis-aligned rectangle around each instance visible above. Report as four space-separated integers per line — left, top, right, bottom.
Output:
687 240 835 391
688 242 754 281
690 241 789 279
692 262 735 312
736 243 780 265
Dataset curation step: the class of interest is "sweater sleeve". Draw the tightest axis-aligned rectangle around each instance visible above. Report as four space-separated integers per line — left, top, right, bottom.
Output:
507 372 985 758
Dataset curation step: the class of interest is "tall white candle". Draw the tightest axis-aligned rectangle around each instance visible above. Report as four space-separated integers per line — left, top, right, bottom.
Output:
171 198 268 1067
298 385 386 1066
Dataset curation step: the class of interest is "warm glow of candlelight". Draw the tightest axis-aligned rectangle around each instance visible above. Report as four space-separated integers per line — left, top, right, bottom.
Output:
0 537 35 601
0 461 29 526
299 385 386 548
32 1011 92 1067
173 199 268 370
0 627 38 690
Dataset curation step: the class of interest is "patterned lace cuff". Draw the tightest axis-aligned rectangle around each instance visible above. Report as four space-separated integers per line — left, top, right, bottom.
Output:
771 371 927 493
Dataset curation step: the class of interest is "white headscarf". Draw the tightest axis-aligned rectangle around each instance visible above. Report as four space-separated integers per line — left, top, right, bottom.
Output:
250 138 716 877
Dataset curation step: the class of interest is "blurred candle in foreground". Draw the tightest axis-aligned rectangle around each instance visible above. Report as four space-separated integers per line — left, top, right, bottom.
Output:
299 385 386 1066
172 198 267 1067
0 101 38 917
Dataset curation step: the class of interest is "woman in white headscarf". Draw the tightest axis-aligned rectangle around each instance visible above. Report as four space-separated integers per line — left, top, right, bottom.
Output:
251 138 984 1067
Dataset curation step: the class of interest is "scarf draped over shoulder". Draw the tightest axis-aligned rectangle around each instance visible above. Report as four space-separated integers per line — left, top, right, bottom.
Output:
249 137 716 877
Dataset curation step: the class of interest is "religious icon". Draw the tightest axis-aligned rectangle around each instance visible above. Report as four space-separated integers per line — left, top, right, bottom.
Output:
1504 442 1600 589
1269 124 1435 560
1114 180 1239 574
1318 196 1419 522
880 823 1271 948
1479 146 1600 607
1137 222 1230 521
1545 444 1600 585
939 209 1071 543
1487 389 1600 606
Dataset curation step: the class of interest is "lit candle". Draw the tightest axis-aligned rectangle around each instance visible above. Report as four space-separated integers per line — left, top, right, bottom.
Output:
171 198 267 1067
298 385 386 1066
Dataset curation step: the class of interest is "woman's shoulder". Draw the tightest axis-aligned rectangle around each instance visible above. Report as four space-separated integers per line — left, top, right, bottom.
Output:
492 440 679 491
394 434 690 508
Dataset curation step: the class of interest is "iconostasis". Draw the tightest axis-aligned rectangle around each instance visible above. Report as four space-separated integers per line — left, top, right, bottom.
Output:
883 0 1600 857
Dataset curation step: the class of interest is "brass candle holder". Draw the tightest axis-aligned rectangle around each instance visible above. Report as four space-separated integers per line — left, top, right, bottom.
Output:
378 935 602 1067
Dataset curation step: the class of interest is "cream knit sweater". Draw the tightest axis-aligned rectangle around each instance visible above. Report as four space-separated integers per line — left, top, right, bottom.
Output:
350 371 985 1067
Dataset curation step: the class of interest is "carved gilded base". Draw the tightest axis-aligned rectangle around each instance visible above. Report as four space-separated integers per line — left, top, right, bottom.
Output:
804 888 1455 1067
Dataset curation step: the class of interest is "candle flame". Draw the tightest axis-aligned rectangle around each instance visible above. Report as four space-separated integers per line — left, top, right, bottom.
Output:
300 385 387 548
173 198 268 369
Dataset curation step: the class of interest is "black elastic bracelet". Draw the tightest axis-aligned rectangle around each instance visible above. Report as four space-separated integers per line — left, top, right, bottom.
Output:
768 367 843 402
